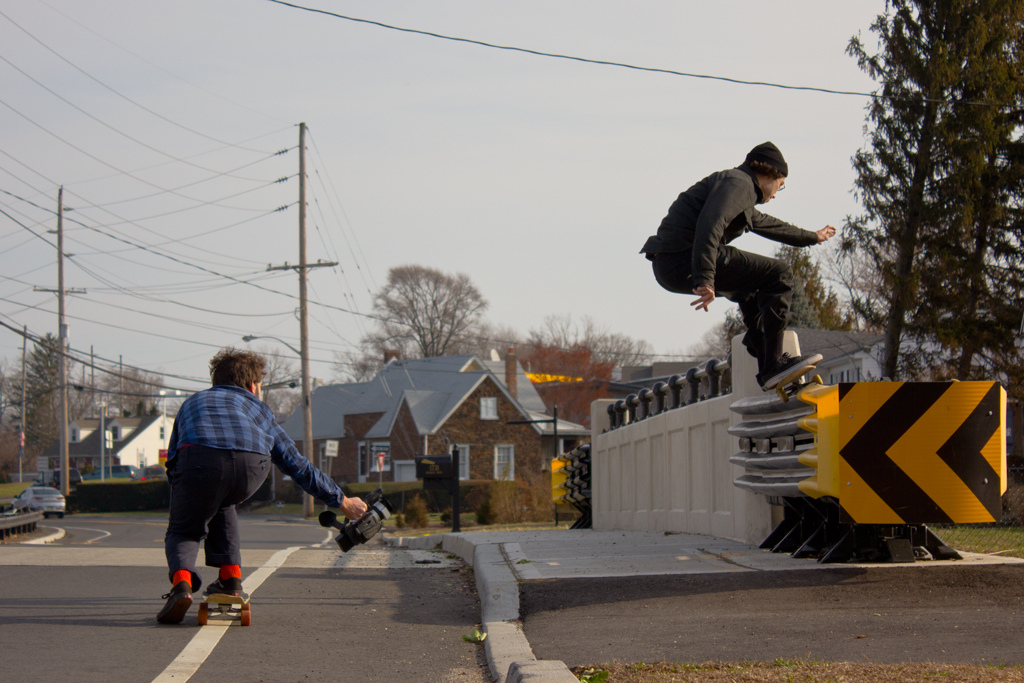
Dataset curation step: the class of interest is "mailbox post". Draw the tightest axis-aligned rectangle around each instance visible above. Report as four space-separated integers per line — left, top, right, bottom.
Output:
415 444 461 532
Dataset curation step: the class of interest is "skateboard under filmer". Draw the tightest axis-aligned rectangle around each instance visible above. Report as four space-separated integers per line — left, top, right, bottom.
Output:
197 592 251 626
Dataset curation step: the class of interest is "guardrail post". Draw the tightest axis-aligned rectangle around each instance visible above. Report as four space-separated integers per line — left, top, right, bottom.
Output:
652 381 668 415
625 394 639 423
637 388 653 420
685 367 700 405
706 358 723 397
668 375 684 409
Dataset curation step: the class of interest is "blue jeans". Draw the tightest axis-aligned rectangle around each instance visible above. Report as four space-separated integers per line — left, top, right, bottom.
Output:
164 445 271 583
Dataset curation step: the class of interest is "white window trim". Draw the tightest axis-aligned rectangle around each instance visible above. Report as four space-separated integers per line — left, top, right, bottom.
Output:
480 396 498 420
494 444 515 480
456 444 470 480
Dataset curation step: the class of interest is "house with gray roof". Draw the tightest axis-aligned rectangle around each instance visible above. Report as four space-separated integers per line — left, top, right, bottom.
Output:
280 351 588 485
39 414 168 474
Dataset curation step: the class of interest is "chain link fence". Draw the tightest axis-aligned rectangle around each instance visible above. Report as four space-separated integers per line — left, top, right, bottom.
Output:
931 467 1024 558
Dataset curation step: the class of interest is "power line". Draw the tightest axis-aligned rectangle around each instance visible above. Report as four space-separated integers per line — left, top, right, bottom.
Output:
266 0 1014 108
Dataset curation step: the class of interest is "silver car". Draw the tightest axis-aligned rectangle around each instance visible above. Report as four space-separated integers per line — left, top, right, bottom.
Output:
13 487 66 518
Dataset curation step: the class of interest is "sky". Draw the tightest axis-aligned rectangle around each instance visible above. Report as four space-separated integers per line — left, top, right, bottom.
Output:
0 0 888 400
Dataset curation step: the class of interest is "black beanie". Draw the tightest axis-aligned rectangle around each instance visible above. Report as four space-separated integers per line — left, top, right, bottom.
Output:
745 141 788 177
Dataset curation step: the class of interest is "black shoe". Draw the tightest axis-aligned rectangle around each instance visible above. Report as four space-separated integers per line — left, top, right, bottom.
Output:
204 576 243 596
759 353 823 390
157 581 193 624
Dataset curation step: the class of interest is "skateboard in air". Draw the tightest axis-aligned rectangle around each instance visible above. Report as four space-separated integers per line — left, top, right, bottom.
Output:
769 356 823 403
197 591 251 626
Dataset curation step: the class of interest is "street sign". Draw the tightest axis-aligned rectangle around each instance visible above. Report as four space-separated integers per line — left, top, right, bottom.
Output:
324 439 338 458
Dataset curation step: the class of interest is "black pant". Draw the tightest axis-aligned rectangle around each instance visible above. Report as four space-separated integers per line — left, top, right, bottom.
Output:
164 445 271 583
651 246 794 369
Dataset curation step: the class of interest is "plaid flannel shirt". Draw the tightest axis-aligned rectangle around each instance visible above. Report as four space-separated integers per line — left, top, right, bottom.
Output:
167 385 344 508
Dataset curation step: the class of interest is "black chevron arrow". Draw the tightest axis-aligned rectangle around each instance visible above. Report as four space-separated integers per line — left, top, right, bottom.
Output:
935 382 1002 520
840 383 953 523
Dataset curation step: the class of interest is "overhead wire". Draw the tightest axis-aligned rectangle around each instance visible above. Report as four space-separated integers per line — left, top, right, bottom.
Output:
0 8 277 152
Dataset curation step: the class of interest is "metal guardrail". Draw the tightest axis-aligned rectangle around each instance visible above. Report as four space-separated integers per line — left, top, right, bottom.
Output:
552 444 592 529
728 389 815 499
606 355 731 430
0 510 43 541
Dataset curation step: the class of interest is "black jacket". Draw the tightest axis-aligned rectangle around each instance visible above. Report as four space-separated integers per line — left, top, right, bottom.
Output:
640 165 817 287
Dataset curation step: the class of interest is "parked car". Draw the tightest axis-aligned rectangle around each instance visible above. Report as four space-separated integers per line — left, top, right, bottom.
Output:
81 465 142 481
35 468 83 488
142 465 167 481
13 487 66 518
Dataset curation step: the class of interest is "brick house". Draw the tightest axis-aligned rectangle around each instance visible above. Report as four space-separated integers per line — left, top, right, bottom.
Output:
279 351 588 486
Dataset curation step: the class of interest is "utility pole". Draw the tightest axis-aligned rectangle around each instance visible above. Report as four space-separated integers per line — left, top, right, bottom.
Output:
19 326 26 484
266 123 336 518
35 188 86 496
56 189 70 497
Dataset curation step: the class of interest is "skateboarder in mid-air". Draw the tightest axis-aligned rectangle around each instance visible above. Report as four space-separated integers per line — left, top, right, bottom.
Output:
640 141 836 390
157 347 367 624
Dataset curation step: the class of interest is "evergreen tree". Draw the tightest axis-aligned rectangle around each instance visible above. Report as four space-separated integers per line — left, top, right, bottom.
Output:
775 246 855 331
844 0 1024 383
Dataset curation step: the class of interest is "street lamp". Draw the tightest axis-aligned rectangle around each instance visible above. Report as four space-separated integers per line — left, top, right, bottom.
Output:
242 334 316 518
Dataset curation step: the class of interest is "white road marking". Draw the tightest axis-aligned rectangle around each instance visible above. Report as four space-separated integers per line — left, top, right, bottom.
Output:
314 527 334 547
150 546 301 683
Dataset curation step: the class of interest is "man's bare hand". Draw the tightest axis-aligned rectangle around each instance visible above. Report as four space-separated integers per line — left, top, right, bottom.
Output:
340 495 368 520
817 225 837 243
691 285 715 312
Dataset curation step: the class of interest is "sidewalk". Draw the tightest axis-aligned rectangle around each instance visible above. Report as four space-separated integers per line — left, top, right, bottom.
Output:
386 529 1024 683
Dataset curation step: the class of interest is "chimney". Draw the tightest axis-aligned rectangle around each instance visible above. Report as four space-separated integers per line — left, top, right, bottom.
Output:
505 347 517 400
384 350 400 364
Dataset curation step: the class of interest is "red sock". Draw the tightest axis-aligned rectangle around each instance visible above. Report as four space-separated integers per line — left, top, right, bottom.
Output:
219 564 241 581
172 569 192 588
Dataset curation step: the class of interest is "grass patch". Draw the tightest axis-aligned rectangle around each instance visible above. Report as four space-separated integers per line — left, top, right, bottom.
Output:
573 659 1024 682
0 481 33 500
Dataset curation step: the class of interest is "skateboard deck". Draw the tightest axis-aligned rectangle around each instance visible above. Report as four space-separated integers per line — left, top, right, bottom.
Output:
772 364 823 403
198 592 251 626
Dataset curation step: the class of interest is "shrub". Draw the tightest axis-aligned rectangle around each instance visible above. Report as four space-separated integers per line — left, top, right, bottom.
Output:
475 496 496 525
394 512 406 529
404 495 429 528
440 508 452 524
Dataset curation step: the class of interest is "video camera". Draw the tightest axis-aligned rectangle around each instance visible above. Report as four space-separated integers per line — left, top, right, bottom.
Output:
318 488 395 553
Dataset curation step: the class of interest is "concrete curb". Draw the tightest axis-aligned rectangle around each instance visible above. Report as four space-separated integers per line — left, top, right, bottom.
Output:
20 525 65 545
384 532 576 682
447 534 575 683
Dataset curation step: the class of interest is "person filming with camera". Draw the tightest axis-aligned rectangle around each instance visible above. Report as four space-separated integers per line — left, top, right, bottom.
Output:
157 347 367 624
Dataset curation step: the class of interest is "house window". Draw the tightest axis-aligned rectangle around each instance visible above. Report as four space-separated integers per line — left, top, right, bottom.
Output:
70 428 80 442
456 444 470 480
494 444 515 480
480 397 497 420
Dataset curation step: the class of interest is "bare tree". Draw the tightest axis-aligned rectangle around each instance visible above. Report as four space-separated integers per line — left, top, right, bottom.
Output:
524 315 653 369
336 265 489 379
98 366 165 417
257 346 301 419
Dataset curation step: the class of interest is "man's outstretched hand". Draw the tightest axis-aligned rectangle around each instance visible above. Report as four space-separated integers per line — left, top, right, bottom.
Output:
691 284 715 312
817 225 837 243
341 495 368 520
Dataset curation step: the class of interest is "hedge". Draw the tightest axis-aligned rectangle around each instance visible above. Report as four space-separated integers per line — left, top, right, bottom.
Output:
70 480 170 513
343 480 497 515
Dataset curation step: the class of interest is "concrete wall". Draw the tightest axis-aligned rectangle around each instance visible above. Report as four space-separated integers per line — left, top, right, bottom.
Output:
591 333 801 544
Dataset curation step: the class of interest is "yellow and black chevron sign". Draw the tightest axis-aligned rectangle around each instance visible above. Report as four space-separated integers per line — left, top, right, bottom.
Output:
834 381 1006 525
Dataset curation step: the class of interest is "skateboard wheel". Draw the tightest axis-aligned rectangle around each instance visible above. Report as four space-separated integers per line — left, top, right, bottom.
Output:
240 604 251 627
197 603 208 626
